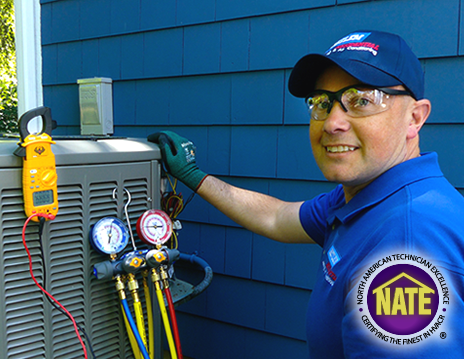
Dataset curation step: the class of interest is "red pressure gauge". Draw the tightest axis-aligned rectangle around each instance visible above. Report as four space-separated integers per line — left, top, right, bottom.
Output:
136 209 172 246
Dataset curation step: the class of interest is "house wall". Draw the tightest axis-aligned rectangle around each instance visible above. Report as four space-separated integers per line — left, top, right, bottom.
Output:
40 0 464 357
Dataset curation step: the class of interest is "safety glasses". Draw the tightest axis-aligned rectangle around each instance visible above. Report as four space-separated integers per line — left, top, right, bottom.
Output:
305 85 412 121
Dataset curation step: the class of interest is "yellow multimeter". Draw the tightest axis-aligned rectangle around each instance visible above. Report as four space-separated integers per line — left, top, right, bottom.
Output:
14 107 58 222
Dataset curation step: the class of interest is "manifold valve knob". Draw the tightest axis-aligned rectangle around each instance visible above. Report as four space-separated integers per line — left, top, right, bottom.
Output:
93 261 114 280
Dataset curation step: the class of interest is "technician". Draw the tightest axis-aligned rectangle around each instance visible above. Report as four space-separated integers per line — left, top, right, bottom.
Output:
149 30 464 358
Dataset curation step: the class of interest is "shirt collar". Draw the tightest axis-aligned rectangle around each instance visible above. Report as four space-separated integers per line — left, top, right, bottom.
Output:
327 152 443 226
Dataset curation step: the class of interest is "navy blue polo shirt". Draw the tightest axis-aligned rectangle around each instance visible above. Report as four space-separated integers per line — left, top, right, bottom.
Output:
300 152 464 358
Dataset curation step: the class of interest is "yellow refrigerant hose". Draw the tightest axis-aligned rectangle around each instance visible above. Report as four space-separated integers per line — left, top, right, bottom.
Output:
142 272 155 359
122 304 142 359
127 273 148 349
115 275 149 359
152 269 178 359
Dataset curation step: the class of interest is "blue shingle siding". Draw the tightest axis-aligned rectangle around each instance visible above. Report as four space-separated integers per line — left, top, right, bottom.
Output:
41 0 464 357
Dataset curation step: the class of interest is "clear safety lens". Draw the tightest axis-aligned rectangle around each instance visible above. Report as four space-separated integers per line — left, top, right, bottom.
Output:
306 86 411 121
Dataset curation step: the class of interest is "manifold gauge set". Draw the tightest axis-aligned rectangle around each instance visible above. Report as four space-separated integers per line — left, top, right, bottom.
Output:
90 209 172 256
89 188 183 359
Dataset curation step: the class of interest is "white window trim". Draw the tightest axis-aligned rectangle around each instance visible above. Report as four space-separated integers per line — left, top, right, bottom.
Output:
14 0 43 132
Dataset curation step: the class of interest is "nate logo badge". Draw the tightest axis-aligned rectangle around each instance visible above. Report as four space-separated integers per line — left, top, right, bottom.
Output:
356 255 449 347
368 266 439 335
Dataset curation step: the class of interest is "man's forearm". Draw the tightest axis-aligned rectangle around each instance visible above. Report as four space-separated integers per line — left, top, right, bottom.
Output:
197 175 314 244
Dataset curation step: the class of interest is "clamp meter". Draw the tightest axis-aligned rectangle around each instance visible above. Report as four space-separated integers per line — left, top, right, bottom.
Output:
90 217 130 255
14 107 58 222
136 209 172 246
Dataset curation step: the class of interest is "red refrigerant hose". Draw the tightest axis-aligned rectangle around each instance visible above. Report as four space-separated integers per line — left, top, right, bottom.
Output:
164 287 183 359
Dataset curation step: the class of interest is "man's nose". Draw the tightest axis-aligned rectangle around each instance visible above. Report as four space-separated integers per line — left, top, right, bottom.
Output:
323 101 351 134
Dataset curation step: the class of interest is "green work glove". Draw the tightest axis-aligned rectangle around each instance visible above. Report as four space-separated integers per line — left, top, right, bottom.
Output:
147 131 208 192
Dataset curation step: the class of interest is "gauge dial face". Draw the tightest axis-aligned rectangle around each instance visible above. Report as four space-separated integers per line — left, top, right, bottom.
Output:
90 217 129 255
136 209 172 246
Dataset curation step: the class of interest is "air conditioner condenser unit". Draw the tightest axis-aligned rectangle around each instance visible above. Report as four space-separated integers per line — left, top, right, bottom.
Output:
0 137 162 359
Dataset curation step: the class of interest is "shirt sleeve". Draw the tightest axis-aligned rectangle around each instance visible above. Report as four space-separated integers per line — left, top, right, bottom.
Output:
299 184 344 247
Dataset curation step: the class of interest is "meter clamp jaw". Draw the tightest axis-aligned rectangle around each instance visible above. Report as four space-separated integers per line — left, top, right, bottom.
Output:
14 107 59 222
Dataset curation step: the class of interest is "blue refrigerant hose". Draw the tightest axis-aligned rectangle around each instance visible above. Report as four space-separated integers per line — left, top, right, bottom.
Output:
178 252 213 298
121 298 151 359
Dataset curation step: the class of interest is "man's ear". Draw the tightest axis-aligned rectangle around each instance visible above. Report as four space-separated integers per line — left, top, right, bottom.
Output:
407 99 431 140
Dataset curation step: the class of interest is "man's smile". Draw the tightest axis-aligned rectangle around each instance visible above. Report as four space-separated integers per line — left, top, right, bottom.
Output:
325 145 357 153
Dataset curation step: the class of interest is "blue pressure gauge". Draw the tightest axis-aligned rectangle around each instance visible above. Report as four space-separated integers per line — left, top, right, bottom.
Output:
90 217 129 255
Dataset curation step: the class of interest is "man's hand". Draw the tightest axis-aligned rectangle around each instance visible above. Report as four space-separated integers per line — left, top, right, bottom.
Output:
148 131 208 191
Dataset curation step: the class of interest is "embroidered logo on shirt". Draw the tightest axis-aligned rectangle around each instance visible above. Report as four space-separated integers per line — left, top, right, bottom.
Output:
323 246 341 286
328 246 341 267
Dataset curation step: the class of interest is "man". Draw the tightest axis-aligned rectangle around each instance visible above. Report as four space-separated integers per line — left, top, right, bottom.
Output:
149 31 464 358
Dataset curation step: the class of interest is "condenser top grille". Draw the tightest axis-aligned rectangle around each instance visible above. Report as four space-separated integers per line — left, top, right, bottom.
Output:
0 137 161 167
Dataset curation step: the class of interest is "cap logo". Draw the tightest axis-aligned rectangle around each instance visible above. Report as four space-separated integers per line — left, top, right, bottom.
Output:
329 32 371 49
326 32 380 57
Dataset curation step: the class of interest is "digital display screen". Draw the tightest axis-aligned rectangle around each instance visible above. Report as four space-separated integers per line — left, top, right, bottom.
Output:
33 190 54 207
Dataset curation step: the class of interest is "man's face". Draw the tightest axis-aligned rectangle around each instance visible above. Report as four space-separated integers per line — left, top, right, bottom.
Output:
309 66 416 200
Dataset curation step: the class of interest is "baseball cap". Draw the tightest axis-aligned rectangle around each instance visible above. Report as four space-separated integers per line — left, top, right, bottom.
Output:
288 30 424 100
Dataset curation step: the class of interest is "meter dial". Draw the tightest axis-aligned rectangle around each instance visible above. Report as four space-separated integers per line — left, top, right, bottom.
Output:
136 209 172 246
90 217 129 255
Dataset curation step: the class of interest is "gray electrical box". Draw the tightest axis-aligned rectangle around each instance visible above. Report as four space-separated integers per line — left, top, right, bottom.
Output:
0 137 161 358
78 77 114 136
